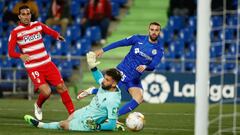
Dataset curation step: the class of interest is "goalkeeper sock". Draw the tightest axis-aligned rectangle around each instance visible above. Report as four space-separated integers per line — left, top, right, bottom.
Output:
118 99 139 116
36 93 50 108
40 122 62 129
59 90 75 114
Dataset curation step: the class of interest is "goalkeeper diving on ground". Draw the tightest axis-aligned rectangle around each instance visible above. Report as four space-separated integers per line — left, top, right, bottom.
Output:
24 52 125 131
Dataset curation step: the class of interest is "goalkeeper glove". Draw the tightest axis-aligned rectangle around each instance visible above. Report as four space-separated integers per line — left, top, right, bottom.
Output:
86 118 100 130
86 51 100 69
115 123 125 131
77 87 96 100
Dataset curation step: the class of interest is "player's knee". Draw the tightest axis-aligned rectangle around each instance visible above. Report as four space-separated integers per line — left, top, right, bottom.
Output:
134 96 143 104
56 83 67 93
59 121 69 130
130 89 143 103
39 85 51 96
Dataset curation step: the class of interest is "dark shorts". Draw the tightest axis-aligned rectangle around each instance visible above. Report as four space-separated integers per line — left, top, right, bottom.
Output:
118 79 143 92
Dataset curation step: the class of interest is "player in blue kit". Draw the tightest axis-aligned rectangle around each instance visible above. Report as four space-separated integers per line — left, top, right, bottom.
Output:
94 22 164 116
24 52 124 131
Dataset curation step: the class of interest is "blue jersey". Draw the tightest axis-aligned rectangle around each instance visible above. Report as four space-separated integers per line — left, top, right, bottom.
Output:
103 35 164 82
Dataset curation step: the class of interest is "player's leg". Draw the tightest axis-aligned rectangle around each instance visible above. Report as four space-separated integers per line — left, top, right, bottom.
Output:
118 87 143 116
35 84 51 120
38 113 73 130
24 114 63 130
27 68 50 120
56 83 75 114
46 62 75 115
118 81 143 116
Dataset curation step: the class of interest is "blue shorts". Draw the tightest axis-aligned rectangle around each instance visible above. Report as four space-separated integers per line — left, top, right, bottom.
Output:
118 79 143 92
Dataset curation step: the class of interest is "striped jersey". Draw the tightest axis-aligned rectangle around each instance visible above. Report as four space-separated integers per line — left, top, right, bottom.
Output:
8 21 59 69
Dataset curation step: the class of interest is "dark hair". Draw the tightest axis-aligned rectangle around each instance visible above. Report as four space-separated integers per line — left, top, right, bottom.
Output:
105 68 122 83
149 22 161 30
19 5 30 15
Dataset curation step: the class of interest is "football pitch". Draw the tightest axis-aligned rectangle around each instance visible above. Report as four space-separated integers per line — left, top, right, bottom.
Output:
0 98 239 135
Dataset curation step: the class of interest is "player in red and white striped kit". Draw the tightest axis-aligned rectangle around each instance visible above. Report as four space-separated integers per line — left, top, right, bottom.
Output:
8 5 75 120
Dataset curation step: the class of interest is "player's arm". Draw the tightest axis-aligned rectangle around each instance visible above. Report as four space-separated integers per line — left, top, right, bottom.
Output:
98 119 117 131
98 103 118 131
8 31 20 58
95 35 137 57
86 52 103 84
77 87 99 100
40 22 65 41
146 48 164 71
77 68 103 99
8 31 30 62
77 52 101 99
99 100 124 131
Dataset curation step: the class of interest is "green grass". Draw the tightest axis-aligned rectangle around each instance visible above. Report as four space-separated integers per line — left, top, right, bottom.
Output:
0 99 194 135
0 99 239 135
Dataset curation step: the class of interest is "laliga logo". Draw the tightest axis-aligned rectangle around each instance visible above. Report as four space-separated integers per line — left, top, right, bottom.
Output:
141 73 170 103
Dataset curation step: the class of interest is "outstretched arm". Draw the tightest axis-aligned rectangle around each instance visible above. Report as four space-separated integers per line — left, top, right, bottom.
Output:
91 67 104 84
94 35 137 57
86 52 102 84
40 22 65 41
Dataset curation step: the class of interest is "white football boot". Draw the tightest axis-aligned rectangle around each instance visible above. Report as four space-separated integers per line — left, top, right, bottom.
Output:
34 103 42 120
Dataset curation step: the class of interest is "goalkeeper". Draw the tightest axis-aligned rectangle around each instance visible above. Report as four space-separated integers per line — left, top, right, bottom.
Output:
24 52 124 131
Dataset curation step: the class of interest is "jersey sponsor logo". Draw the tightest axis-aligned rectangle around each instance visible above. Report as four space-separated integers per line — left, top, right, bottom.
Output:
134 48 152 61
23 32 42 43
138 42 143 44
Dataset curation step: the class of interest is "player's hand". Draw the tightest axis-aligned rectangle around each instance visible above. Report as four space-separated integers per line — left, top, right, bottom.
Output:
115 123 125 131
94 49 104 57
77 86 96 100
86 118 99 130
58 35 65 42
20 54 30 62
86 51 101 69
136 65 147 73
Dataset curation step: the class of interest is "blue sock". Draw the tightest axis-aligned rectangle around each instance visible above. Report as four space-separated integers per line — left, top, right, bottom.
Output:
118 99 139 116
41 122 62 130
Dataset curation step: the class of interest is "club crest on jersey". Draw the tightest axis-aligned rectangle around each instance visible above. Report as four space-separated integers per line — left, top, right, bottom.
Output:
23 32 41 43
152 49 157 55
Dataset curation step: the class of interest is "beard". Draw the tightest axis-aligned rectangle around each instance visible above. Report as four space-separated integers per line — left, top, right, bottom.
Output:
149 35 158 42
101 82 112 90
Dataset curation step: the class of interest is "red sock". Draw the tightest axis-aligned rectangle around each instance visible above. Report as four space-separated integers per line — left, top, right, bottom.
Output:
60 90 75 114
36 93 50 108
